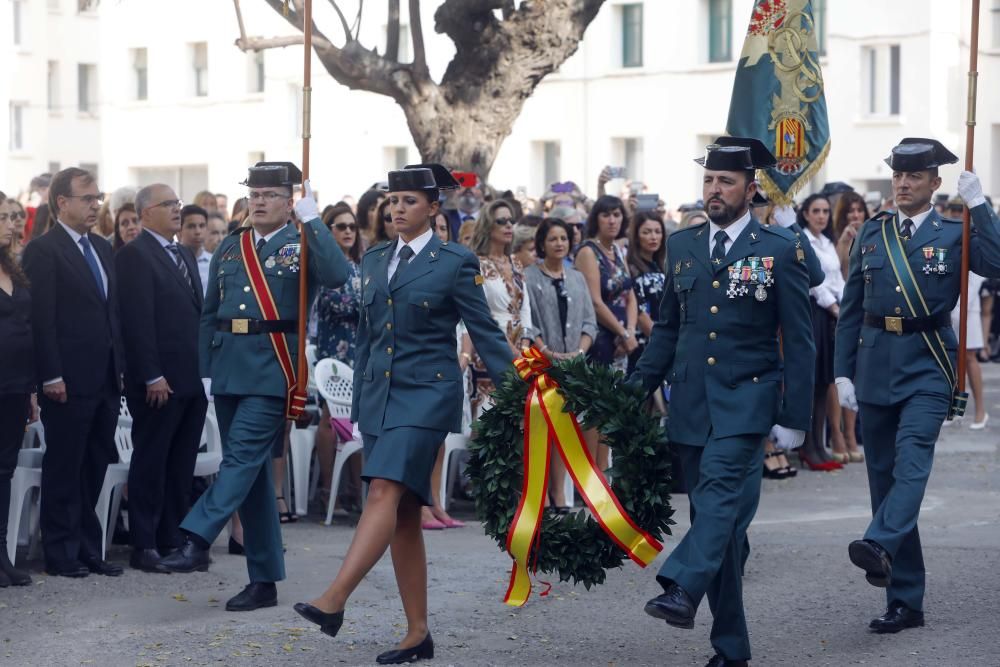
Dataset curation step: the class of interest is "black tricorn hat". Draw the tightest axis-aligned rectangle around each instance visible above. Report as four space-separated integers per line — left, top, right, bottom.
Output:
388 163 462 193
696 136 777 171
819 181 854 196
243 161 302 188
884 138 958 172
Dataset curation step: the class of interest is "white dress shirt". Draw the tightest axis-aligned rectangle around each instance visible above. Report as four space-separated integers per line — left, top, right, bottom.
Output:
194 248 211 295
803 228 846 308
388 228 434 281
707 210 753 256
253 225 286 248
57 219 108 294
897 205 934 233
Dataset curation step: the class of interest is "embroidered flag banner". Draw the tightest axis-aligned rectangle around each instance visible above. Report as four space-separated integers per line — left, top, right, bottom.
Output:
726 0 830 205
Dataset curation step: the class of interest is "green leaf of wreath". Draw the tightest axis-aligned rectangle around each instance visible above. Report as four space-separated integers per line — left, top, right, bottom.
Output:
468 355 675 589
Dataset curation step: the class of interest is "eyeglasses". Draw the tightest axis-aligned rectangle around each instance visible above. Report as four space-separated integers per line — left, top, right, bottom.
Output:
383 215 393 223
150 199 183 210
248 191 290 202
10 210 26 219
494 217 514 226
66 194 105 205
333 222 357 232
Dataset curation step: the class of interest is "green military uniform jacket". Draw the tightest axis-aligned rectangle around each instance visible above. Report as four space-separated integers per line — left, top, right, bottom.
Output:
200 218 349 396
352 233 514 435
632 217 815 445
835 203 1000 405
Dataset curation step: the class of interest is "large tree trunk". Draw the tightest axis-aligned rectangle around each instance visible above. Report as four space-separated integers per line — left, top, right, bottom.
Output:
239 0 606 181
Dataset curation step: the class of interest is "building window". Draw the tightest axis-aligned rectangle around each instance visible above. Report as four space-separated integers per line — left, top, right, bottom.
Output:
248 51 265 93
13 0 23 46
80 162 99 185
813 0 827 56
861 44 901 117
191 42 208 97
621 4 643 68
48 161 61 174
47 61 60 111
78 63 97 113
621 138 644 182
132 48 148 101
9 103 25 151
708 0 732 63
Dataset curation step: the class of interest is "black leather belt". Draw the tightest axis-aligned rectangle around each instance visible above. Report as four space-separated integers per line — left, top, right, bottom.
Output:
218 319 297 335
863 311 950 335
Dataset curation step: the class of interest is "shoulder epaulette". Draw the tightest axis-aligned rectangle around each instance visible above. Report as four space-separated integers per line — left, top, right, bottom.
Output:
439 240 471 257
939 216 962 224
673 221 707 237
364 240 393 255
760 224 796 241
229 225 252 237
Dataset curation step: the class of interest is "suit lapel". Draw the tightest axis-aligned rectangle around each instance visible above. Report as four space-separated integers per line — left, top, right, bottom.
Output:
714 218 762 276
52 223 104 301
369 241 393 294
182 248 204 308
906 210 942 258
687 222 713 274
391 234 441 291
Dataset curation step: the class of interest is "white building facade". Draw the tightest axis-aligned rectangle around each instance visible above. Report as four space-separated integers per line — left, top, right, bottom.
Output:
4 0 1000 206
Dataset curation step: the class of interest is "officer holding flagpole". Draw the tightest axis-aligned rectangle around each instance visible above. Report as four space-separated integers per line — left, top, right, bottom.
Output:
835 139 1000 633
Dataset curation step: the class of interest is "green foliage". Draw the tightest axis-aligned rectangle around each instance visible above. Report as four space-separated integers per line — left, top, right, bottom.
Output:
467 355 674 590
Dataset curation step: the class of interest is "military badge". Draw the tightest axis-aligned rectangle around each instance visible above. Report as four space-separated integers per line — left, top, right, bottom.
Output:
935 247 949 275
475 274 485 286
796 248 805 262
674 261 682 275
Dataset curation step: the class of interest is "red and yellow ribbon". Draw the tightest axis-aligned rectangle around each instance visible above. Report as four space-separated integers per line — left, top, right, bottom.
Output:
240 231 307 420
503 347 662 606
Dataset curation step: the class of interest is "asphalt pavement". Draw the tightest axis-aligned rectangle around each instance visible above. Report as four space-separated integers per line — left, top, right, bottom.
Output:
2 367 999 667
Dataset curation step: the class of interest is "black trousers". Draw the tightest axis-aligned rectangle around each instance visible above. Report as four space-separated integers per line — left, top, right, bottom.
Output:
38 388 118 567
0 394 31 543
126 392 208 550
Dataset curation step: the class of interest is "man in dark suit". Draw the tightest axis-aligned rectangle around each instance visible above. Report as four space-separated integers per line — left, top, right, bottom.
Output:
116 184 207 573
21 167 125 578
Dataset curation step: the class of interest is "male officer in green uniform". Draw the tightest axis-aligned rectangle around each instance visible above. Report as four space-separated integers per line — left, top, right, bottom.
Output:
161 162 349 613
631 139 815 667
834 139 1000 634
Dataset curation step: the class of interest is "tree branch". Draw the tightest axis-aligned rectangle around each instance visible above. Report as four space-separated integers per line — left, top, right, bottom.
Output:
325 0 353 41
409 0 429 79
386 0 401 61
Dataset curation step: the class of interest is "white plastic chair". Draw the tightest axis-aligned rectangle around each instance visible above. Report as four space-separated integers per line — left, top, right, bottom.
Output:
96 417 133 558
438 430 470 511
6 423 46 563
315 358 365 525
192 411 223 478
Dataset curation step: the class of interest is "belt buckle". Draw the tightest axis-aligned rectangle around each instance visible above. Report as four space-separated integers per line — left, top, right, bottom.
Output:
231 319 250 335
884 316 903 335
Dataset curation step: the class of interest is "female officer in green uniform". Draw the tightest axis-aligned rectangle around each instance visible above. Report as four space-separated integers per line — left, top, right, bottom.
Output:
294 164 514 664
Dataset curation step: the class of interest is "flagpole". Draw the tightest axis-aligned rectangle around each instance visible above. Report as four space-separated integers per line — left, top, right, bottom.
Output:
296 0 313 416
958 0 981 395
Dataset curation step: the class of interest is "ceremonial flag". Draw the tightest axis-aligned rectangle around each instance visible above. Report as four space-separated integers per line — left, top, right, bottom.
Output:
726 0 830 205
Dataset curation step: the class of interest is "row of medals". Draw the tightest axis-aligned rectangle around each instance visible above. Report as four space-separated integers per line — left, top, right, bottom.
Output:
922 247 949 275
728 257 775 302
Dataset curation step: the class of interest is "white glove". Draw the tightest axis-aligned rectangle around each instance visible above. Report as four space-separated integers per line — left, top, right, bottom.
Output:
835 376 858 411
958 170 986 209
769 424 805 450
294 179 321 222
773 205 797 228
201 378 213 402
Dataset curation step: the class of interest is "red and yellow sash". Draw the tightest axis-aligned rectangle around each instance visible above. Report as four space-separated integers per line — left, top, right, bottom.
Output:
503 347 662 606
240 231 306 419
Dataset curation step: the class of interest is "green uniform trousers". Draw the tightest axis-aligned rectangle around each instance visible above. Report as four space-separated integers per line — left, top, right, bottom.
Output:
858 392 948 612
658 435 764 662
180 395 286 583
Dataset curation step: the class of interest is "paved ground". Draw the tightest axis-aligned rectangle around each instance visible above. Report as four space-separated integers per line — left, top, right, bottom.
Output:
3 368 1000 666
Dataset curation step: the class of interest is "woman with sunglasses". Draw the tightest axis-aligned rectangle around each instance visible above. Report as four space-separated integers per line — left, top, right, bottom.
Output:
523 217 596 511
372 198 397 245
466 199 536 418
294 164 513 664
310 205 366 515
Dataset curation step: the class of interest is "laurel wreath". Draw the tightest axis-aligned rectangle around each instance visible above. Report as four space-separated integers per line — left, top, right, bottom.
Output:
468 356 675 589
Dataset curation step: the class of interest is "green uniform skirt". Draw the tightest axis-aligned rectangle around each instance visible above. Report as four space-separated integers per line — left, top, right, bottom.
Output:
361 426 447 506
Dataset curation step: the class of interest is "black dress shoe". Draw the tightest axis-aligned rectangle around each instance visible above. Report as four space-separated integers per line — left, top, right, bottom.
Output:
869 602 925 634
705 655 749 667
226 582 277 611
376 633 434 664
643 583 696 629
293 602 344 637
81 556 124 577
45 560 90 578
159 539 210 573
130 548 170 574
228 536 245 556
849 539 892 587
0 552 31 586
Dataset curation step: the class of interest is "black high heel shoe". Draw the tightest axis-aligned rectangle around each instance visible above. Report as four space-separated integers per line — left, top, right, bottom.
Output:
228 536 245 556
293 602 344 637
762 452 789 480
376 633 434 664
